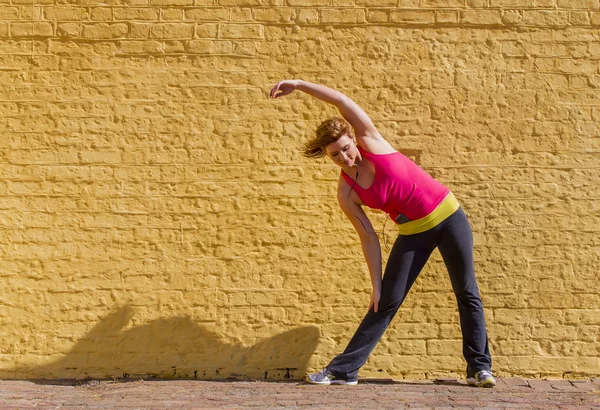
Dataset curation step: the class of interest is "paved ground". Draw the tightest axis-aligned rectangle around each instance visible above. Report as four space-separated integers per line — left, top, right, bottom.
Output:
0 378 599 409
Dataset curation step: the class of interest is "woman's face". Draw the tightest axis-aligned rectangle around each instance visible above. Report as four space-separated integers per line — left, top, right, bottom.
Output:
325 134 359 170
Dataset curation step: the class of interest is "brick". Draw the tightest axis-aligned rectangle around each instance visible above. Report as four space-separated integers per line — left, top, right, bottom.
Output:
0 103 18 116
230 7 252 22
11 22 54 37
18 6 42 20
502 40 526 56
523 10 569 26
185 7 230 21
10 0 52 4
505 377 533 387
82 23 128 39
390 10 435 24
43 6 89 20
252 8 296 23
436 11 459 23
186 39 231 54
356 0 396 5
57 23 81 37
196 22 218 37
2 39 42 54
29 55 59 70
367 10 390 23
163 40 185 54
570 380 596 390
90 7 113 21
461 10 503 25
286 0 329 5
118 40 164 53
555 58 597 74
549 341 600 356
219 23 262 39
297 9 319 24
426 340 462 356
557 0 600 8
494 341 542 355
161 8 184 20
320 9 367 24
490 0 555 6
0 7 19 20
547 380 579 391
128 22 150 38
502 9 523 24
507 357 600 374
150 0 193 4
397 0 420 6
114 8 159 20
570 11 591 25
527 379 555 391
422 0 464 7
332 0 354 5
150 23 194 38
467 0 489 6
232 40 256 56
396 340 427 355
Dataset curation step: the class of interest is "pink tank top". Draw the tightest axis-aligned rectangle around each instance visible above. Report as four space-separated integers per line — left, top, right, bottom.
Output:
341 147 450 223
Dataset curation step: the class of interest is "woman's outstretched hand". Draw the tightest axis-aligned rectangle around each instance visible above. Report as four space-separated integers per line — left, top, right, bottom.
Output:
270 80 299 99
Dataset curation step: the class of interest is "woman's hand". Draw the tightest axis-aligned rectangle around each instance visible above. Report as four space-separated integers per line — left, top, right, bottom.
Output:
369 288 381 313
270 80 299 99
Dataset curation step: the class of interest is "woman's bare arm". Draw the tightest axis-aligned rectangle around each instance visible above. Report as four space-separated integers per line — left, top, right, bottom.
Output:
337 178 382 312
270 80 395 154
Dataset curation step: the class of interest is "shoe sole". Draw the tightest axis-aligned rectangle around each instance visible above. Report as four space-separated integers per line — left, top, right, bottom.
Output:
467 378 496 388
305 378 358 386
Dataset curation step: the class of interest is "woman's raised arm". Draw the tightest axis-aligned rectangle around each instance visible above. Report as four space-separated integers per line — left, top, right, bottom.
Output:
270 80 391 152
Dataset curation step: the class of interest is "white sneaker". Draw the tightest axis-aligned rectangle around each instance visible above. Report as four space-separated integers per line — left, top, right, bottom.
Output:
305 369 358 385
467 370 496 388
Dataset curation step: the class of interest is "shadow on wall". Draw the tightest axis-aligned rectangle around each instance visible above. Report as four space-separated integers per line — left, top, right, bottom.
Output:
10 305 320 381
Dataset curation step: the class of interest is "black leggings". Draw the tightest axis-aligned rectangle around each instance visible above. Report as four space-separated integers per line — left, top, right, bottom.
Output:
327 207 492 381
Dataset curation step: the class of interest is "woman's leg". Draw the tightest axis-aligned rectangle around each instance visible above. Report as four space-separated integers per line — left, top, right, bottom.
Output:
436 208 492 376
326 232 436 381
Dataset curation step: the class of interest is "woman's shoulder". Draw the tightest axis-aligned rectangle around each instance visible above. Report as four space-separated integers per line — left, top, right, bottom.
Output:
337 170 355 187
336 173 364 207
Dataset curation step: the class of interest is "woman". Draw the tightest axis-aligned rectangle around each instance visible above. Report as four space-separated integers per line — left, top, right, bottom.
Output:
269 80 495 388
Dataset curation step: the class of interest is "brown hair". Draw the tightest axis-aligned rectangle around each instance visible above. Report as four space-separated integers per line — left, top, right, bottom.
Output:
303 116 354 159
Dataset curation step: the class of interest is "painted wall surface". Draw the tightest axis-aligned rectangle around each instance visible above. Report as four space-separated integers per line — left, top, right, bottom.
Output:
1 1 599 380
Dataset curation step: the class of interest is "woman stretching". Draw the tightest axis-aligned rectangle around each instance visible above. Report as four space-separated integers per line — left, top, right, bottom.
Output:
270 80 495 388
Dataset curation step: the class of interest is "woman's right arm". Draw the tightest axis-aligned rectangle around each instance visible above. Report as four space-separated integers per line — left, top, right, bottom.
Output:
270 80 394 154
337 179 382 313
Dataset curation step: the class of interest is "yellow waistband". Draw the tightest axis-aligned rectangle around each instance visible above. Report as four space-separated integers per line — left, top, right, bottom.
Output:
397 192 460 236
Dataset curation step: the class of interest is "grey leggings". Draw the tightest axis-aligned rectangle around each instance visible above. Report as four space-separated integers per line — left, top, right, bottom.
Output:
327 207 492 381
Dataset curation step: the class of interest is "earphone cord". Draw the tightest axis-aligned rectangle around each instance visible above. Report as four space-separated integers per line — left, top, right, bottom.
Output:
347 170 391 252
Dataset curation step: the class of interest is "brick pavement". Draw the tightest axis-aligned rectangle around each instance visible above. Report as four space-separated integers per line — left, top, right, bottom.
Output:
1 378 599 409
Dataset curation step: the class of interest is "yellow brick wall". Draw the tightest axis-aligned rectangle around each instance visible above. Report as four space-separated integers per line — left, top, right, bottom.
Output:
1 1 599 380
